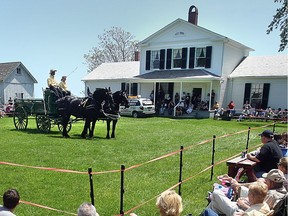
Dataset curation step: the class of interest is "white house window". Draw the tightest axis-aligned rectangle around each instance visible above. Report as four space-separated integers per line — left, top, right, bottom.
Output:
151 50 160 69
250 84 263 108
15 93 24 99
16 68 22 75
195 47 206 67
173 49 182 68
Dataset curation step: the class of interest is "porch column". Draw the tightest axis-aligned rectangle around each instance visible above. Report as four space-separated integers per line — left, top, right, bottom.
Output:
180 82 183 102
153 82 156 104
209 81 212 110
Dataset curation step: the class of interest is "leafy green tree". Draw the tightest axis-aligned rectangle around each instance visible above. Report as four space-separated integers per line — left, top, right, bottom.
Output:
84 27 138 72
267 0 288 52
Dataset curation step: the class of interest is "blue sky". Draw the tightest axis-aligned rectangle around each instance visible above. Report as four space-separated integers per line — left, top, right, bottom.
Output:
0 0 284 98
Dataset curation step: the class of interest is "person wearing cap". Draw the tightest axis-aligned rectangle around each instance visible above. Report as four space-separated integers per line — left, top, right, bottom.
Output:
58 76 71 96
47 69 63 98
204 169 286 215
246 130 282 180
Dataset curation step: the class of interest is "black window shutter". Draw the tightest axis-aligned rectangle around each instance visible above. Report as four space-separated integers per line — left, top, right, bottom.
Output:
146 50 151 70
166 49 172 69
243 83 251 105
131 83 138 96
160 49 165 69
262 83 270 109
205 46 212 68
189 47 195 68
181 48 187 69
121 83 126 91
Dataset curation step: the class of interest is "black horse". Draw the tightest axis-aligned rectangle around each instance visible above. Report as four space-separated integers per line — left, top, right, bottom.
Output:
56 88 113 138
87 90 129 139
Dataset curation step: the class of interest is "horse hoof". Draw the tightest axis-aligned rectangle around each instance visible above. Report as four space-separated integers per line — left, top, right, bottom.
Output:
106 136 110 139
63 135 70 138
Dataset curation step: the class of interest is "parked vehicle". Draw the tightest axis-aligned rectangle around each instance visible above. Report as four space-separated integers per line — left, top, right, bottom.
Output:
120 97 155 118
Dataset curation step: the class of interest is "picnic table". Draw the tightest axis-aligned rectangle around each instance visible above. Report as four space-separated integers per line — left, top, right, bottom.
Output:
226 154 257 179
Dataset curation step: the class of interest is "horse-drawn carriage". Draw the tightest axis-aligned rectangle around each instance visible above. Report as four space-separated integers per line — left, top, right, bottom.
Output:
13 89 72 133
13 88 129 138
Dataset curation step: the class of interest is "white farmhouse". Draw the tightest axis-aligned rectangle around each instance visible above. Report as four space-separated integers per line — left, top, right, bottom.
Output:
82 6 287 113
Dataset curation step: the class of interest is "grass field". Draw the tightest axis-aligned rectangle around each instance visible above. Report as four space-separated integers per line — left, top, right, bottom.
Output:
0 116 286 216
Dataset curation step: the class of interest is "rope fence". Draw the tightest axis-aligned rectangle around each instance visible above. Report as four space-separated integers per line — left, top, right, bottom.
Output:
0 123 277 215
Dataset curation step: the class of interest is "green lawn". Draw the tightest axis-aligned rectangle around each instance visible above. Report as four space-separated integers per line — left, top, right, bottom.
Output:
0 116 286 216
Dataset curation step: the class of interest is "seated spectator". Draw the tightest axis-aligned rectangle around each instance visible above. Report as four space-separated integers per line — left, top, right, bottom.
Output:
278 132 287 148
130 190 183 216
0 189 20 216
237 107 250 121
77 202 99 216
203 181 270 216
204 169 286 215
213 101 219 109
246 130 282 180
242 101 252 110
227 101 236 115
277 157 288 191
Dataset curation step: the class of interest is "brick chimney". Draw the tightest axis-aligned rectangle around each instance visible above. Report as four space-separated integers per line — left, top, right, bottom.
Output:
188 5 198 25
134 51 140 61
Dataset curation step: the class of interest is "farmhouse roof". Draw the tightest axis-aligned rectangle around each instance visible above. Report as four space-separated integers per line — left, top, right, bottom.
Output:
139 18 254 52
135 69 220 80
0 61 38 82
82 61 140 81
230 55 288 78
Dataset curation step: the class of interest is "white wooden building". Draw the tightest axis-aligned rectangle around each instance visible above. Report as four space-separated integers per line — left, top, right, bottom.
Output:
0 62 37 104
82 6 288 111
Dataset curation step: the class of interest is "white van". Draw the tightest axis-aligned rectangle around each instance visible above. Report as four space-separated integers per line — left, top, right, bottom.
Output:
120 97 155 118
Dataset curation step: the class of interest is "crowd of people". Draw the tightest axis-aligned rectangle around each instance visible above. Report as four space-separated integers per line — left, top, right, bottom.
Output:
154 90 210 116
213 100 288 123
201 129 288 216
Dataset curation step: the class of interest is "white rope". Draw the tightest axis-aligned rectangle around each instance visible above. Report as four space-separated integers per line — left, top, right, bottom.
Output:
102 112 121 120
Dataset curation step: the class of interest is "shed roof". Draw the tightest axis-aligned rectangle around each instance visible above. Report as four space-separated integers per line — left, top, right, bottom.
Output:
82 61 140 81
0 61 37 82
230 55 288 78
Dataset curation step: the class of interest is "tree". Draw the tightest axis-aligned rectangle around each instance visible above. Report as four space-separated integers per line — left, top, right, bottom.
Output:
267 0 288 52
84 27 138 72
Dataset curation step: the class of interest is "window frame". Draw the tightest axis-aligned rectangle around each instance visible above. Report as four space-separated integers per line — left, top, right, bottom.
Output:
172 48 182 68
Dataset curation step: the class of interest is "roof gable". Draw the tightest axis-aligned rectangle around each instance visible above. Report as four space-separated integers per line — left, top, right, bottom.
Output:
230 55 288 78
0 61 37 83
139 18 253 51
0 62 21 81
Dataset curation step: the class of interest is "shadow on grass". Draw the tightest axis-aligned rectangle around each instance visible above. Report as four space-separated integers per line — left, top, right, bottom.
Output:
10 128 109 140
48 134 108 140
10 128 59 135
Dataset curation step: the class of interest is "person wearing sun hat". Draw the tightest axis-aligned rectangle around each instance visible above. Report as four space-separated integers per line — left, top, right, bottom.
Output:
47 69 63 98
246 130 282 180
261 169 287 211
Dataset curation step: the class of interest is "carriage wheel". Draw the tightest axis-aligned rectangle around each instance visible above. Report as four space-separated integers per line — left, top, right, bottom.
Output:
57 122 72 133
36 115 51 133
13 107 28 130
